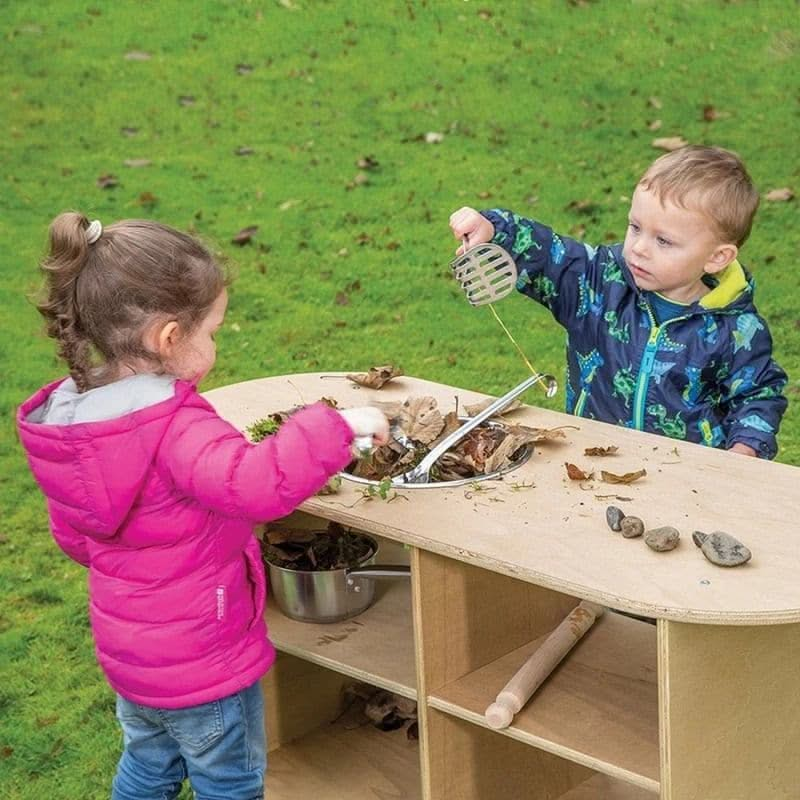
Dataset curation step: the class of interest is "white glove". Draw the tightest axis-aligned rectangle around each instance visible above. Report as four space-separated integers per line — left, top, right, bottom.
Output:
338 407 390 450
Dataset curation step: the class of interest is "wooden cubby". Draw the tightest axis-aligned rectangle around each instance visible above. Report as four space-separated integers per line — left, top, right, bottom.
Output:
206 373 800 800
413 549 659 797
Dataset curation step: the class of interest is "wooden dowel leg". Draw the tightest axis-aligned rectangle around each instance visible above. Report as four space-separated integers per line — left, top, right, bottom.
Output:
485 601 604 729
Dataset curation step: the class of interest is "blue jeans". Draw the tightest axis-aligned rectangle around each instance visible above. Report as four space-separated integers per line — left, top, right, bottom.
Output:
111 681 266 800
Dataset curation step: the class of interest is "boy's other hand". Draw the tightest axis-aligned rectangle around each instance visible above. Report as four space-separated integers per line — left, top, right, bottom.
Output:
450 207 495 255
729 442 757 457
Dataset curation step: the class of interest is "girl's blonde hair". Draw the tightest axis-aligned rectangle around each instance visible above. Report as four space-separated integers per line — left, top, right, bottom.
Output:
37 212 226 391
638 145 760 247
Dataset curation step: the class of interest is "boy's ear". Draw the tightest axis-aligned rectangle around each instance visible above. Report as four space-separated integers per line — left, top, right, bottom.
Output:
705 242 738 275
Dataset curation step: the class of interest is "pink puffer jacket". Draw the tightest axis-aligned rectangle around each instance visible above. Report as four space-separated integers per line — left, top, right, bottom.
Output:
17 378 354 708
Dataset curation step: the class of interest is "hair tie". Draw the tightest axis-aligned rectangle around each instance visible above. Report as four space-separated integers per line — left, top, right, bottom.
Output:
86 219 103 245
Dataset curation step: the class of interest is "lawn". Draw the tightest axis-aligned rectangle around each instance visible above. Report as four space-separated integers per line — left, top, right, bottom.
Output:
1 1 797 797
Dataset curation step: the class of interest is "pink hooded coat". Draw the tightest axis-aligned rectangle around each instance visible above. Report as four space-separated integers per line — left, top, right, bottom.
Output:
17 377 354 708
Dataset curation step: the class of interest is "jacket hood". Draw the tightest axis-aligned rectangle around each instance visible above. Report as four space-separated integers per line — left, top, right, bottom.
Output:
17 376 194 540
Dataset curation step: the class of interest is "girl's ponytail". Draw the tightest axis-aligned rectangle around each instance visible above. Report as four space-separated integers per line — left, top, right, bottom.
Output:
37 212 95 391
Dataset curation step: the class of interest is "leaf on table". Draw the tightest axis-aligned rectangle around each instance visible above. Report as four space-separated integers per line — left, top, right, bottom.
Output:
565 463 594 481
584 445 619 456
346 364 403 389
464 397 522 416
652 136 688 152
601 468 647 484
512 424 570 442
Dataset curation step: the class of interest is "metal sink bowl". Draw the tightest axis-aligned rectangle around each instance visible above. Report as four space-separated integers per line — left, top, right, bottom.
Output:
340 417 534 490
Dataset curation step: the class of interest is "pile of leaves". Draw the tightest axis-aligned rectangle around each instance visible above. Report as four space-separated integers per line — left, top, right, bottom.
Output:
246 390 569 484
350 394 569 483
261 521 374 571
339 682 418 739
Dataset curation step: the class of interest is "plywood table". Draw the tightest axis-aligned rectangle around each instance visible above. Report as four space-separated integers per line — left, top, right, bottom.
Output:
205 372 800 800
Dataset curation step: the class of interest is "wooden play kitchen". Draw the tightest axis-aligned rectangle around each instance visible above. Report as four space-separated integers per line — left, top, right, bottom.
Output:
205 372 800 800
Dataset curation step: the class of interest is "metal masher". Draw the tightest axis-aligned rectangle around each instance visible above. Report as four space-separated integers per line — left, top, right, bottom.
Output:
450 237 557 398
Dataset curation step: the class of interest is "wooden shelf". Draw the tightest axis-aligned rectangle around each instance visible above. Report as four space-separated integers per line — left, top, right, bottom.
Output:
428 611 660 793
559 773 657 799
265 535 417 699
265 719 421 799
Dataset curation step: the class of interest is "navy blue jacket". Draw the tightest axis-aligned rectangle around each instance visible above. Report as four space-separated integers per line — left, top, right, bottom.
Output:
484 209 788 458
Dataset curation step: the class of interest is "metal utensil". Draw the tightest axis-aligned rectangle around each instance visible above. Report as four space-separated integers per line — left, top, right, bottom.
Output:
450 241 519 306
451 237 557 398
393 373 544 485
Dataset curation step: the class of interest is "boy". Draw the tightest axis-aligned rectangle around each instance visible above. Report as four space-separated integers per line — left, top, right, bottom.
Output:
450 146 787 458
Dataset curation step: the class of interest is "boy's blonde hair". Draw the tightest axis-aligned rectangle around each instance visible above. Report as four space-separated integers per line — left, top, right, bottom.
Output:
638 145 759 247
37 213 226 392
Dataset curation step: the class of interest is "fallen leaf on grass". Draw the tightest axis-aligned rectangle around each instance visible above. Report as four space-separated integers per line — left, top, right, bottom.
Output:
347 365 403 390
96 174 118 189
231 225 258 245
652 136 688 152
124 158 151 168
601 468 647 484
765 188 794 202
565 463 594 481
584 445 619 456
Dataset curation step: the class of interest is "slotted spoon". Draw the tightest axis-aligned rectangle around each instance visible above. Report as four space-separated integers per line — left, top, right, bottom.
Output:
451 237 557 398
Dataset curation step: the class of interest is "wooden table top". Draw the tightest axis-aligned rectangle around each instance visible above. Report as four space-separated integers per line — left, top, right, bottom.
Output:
205 372 799 626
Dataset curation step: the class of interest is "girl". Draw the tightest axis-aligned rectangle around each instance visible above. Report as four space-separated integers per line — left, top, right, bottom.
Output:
17 212 389 800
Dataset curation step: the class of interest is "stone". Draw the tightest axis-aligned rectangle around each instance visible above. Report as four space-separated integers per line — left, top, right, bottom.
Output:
620 516 644 539
645 526 680 552
692 530 752 567
606 505 625 532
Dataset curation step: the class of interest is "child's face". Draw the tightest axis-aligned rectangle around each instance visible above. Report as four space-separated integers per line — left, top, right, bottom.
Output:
170 289 228 384
622 186 734 303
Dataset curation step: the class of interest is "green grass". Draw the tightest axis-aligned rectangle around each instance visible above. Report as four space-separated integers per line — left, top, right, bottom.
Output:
1 1 797 797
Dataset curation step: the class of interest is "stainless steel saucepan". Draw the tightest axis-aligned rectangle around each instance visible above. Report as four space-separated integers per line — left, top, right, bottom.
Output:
266 534 410 624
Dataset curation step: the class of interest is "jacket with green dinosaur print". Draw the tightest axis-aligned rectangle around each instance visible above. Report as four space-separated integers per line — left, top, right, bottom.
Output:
483 208 788 459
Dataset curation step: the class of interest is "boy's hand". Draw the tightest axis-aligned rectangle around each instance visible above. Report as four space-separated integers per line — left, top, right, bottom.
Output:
450 207 495 255
729 442 757 457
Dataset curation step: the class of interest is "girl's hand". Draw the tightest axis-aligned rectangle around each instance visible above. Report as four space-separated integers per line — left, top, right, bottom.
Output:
729 442 757 457
338 407 390 447
449 207 495 255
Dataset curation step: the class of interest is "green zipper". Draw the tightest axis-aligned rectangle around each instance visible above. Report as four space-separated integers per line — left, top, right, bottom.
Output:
632 325 660 430
632 303 692 429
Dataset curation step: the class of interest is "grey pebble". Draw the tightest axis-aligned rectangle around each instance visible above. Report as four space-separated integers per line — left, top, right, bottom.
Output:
645 526 680 552
620 516 644 539
606 505 626 532
692 530 752 567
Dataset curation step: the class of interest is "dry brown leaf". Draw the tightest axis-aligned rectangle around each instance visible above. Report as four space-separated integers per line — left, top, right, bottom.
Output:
584 445 619 456
565 463 594 481
601 468 647 484
652 136 688 152
511 424 572 442
484 427 538 472
346 365 403 389
265 527 317 545
648 96 663 110
464 397 522 417
648 119 662 131
231 225 258 245
765 187 794 202
400 397 444 444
